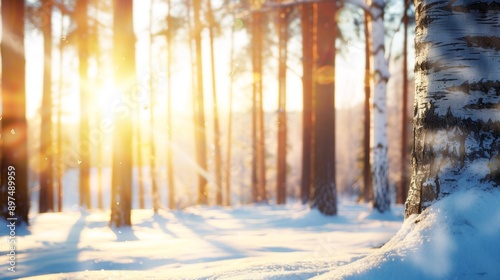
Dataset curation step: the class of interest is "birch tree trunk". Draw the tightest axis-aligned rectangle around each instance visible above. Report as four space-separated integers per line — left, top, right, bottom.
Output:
369 0 391 213
406 0 500 217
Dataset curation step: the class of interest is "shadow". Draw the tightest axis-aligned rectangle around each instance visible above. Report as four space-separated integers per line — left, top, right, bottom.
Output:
15 211 88 278
152 212 179 238
175 213 248 260
111 226 139 242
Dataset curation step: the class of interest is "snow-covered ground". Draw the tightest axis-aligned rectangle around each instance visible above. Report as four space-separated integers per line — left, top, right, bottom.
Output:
5 201 403 279
4 188 500 279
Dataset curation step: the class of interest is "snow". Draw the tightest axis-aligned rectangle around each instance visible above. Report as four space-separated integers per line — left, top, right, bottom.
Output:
4 188 500 279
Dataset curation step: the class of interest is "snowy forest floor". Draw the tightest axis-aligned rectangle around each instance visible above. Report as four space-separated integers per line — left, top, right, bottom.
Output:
6 201 404 279
5 188 500 279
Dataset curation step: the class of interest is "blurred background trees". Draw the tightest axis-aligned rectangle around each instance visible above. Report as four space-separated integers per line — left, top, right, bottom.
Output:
0 0 415 226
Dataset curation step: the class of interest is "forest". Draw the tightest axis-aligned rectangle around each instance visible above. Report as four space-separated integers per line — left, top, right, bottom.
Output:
0 0 499 279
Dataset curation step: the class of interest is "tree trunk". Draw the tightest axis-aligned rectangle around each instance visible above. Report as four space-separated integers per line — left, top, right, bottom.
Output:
0 0 29 225
300 3 314 204
40 0 54 213
207 0 223 206
149 0 159 213
166 0 175 209
224 10 236 207
363 9 372 203
193 0 208 205
398 0 410 205
276 7 288 205
110 0 135 227
76 0 91 209
370 0 391 213
311 1 338 216
57 4 66 212
250 10 267 203
255 12 267 203
406 0 500 218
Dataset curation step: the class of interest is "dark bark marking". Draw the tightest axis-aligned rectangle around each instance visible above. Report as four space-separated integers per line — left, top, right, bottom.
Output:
463 36 500 51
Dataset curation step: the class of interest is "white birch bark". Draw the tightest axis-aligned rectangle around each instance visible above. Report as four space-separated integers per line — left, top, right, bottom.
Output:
370 0 391 213
406 0 500 217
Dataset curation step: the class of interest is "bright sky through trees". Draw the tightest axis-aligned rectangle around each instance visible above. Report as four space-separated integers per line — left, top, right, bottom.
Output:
20 0 402 122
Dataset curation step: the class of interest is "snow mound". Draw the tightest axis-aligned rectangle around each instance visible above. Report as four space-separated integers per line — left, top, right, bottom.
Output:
314 188 500 279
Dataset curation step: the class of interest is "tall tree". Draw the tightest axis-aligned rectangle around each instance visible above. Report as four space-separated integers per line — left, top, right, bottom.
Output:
149 0 159 212
311 1 338 215
1 0 29 224
362 8 372 203
276 6 289 205
39 0 55 213
192 0 209 204
166 0 175 209
225 8 237 207
300 3 314 204
76 0 91 209
251 8 267 203
57 3 66 212
398 0 410 204
89 0 104 210
110 0 135 227
207 0 223 206
369 0 390 213
406 0 500 217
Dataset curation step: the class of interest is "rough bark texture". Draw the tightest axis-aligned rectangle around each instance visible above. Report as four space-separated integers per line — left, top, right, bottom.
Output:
0 0 29 225
276 7 288 205
300 3 314 204
311 1 338 216
40 0 54 213
406 0 500 218
110 0 135 227
370 0 391 213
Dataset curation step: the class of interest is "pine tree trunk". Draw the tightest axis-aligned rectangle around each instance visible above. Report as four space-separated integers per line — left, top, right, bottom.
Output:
1 0 29 225
251 10 264 203
193 0 208 205
256 12 267 203
110 0 135 227
276 7 288 205
57 5 66 212
166 0 175 209
40 0 54 213
406 0 500 217
207 0 223 206
370 0 391 213
77 0 91 209
300 3 314 205
398 0 410 204
311 1 338 216
149 0 159 213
